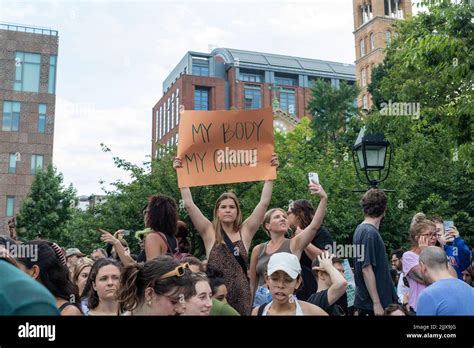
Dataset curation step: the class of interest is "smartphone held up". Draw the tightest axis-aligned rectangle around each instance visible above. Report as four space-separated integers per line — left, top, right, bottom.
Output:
308 172 319 185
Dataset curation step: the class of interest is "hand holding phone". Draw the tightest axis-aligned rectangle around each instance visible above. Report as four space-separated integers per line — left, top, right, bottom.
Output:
308 172 319 185
443 221 454 235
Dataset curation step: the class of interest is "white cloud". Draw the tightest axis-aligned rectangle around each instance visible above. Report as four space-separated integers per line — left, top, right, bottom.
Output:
53 98 150 195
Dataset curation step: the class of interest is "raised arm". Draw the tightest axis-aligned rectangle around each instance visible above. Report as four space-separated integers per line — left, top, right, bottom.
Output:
241 154 279 251
174 158 215 253
303 244 325 261
312 252 347 306
99 229 136 267
290 183 328 257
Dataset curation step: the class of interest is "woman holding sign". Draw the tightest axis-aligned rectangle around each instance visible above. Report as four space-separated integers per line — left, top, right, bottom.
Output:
173 155 278 315
249 182 328 308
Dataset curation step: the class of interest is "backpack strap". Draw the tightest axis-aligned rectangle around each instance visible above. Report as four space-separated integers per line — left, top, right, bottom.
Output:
155 232 173 254
257 302 269 316
58 302 75 313
223 232 248 279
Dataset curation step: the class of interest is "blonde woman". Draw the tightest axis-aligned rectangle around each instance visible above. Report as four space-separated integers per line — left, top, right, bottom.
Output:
250 182 327 307
72 257 94 297
173 155 278 315
402 213 437 312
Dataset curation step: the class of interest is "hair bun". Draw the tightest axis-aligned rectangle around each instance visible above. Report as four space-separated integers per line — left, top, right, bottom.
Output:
411 212 426 225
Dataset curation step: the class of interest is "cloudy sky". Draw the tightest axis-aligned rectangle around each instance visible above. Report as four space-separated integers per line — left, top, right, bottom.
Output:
1 0 371 195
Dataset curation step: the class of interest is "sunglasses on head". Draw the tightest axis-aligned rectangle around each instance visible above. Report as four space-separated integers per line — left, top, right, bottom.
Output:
159 263 190 280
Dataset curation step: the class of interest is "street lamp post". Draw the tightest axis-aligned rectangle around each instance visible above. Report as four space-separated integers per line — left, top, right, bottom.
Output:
352 128 393 190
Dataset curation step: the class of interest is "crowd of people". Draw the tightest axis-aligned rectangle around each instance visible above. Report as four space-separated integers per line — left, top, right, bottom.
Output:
0 154 473 316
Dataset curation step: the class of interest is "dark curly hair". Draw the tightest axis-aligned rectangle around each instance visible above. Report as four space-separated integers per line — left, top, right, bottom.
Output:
289 199 314 229
145 194 178 237
360 188 387 218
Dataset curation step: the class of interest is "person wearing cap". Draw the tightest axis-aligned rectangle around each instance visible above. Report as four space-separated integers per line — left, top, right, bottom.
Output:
65 247 86 277
251 252 328 316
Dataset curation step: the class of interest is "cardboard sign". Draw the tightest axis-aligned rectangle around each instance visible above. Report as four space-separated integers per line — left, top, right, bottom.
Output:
176 107 276 188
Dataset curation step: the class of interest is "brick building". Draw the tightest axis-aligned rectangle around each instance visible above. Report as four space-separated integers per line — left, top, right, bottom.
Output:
352 0 412 109
151 48 356 159
0 23 58 235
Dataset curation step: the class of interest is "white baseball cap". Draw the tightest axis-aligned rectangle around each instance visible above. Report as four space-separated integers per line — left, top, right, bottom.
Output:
267 252 301 279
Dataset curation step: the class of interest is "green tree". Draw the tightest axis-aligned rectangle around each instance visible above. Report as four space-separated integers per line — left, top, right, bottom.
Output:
365 0 473 247
307 79 359 149
16 165 76 243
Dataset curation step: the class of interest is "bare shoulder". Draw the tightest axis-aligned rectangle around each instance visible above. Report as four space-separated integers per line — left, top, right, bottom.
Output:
299 300 329 316
145 232 161 242
61 305 83 316
251 307 259 316
145 232 167 247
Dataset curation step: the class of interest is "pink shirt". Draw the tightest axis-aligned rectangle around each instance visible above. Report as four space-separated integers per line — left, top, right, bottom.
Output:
402 251 427 311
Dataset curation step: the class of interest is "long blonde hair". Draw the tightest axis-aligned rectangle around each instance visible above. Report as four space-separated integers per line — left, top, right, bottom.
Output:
213 192 243 244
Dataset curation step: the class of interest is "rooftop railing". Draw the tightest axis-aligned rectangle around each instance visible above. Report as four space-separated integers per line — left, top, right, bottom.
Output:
0 22 58 36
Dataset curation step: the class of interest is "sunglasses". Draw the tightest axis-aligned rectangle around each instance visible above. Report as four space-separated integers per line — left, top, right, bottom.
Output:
159 263 190 280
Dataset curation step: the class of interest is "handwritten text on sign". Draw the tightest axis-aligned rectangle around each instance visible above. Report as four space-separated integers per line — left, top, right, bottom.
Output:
177 108 276 188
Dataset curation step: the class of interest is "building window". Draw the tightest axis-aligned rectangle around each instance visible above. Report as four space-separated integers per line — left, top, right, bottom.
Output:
38 104 46 133
361 68 367 87
6 196 15 217
9 153 17 174
240 73 263 83
167 98 171 133
370 33 375 50
194 87 209 111
360 39 366 57
175 88 180 126
30 154 44 174
192 57 209 76
171 93 175 130
158 107 162 139
386 30 392 46
279 89 296 115
361 2 372 24
362 95 368 110
244 85 261 109
275 77 296 86
2 101 21 132
48 55 57 94
14 51 41 93
155 110 159 141
385 0 402 18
